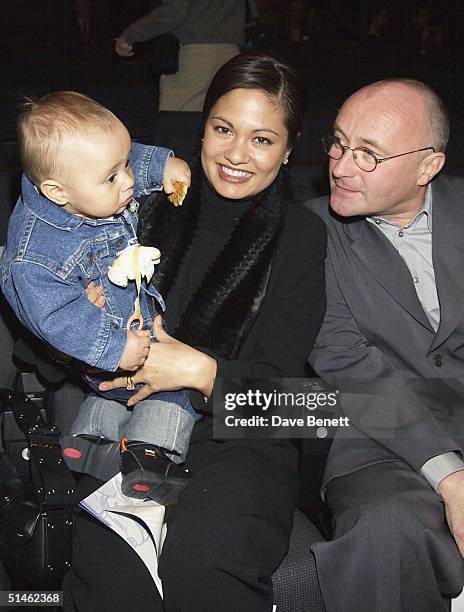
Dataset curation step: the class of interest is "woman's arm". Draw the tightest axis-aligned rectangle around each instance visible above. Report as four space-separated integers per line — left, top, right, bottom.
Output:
99 207 326 405
84 284 216 394
99 315 217 404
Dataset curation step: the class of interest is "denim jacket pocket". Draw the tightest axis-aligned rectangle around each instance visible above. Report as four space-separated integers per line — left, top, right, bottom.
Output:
77 242 110 279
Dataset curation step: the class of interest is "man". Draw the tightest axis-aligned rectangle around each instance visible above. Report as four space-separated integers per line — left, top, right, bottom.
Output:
307 79 464 611
115 0 245 112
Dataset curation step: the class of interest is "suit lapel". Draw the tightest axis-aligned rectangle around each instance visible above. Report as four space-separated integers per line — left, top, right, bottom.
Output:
343 216 434 331
429 177 464 350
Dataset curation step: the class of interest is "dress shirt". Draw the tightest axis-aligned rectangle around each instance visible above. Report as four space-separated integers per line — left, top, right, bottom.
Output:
367 186 464 491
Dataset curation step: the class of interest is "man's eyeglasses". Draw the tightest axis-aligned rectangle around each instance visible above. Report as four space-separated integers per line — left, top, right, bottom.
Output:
322 135 435 172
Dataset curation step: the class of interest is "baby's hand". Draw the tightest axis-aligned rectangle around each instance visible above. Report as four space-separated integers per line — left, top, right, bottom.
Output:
119 329 151 371
85 281 105 309
163 157 191 203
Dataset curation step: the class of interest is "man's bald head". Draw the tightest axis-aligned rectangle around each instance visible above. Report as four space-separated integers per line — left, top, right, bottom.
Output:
329 78 447 224
352 78 449 152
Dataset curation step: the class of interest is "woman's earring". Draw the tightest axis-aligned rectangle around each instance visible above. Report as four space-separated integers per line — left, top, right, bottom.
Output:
283 157 289 165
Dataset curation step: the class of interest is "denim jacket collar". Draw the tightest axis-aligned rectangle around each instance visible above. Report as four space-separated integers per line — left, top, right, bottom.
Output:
21 173 131 231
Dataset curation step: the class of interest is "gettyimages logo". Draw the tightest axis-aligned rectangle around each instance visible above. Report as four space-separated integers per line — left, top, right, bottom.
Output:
212 378 348 439
213 377 464 442
223 388 338 411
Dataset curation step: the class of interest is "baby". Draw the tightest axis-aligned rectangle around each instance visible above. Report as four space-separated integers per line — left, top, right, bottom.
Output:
0 91 198 504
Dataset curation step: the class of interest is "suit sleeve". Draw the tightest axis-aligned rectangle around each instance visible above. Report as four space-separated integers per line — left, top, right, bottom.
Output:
309 248 462 472
310 248 400 379
122 0 189 44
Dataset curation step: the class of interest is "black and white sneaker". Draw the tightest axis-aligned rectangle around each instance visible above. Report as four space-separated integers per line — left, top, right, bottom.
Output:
120 438 191 505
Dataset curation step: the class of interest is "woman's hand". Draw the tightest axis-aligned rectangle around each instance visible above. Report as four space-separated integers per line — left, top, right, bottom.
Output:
99 315 217 405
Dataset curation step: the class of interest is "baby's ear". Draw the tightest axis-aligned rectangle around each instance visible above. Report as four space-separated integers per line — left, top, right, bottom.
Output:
40 179 68 206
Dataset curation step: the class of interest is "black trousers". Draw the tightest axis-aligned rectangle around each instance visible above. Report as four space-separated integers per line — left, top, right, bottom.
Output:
311 461 464 612
63 419 299 611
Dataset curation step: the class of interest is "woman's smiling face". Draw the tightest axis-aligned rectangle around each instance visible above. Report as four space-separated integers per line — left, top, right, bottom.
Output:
201 88 291 199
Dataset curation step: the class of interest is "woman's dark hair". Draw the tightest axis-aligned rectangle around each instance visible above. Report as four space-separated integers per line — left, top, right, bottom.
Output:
202 53 303 149
140 54 303 246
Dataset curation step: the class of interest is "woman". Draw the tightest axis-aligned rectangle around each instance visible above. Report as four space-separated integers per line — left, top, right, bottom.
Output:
64 53 326 611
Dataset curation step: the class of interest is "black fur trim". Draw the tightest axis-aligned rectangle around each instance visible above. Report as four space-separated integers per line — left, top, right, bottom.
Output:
138 167 287 359
138 161 203 298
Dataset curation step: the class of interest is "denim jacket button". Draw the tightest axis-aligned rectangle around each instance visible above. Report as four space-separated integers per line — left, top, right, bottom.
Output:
111 321 119 329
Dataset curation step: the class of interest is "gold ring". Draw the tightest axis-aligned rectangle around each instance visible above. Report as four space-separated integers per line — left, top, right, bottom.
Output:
126 375 135 391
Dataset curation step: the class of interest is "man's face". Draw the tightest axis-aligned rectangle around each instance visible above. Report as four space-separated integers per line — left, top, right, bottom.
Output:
328 84 431 224
59 121 134 219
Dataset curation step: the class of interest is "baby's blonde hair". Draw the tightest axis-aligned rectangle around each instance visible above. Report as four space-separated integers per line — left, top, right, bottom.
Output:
18 91 121 185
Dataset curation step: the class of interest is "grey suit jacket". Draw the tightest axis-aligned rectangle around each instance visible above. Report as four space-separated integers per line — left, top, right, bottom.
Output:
307 174 464 488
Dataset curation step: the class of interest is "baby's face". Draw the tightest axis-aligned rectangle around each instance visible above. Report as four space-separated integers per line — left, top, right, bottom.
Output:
59 122 134 218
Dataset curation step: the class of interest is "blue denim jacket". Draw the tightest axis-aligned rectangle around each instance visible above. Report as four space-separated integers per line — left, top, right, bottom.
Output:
0 143 171 372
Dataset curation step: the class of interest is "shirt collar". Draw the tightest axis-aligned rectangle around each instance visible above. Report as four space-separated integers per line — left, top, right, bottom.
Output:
423 184 433 231
367 184 433 232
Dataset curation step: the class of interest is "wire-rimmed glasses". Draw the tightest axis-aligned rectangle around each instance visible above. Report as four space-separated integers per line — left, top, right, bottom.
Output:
322 135 435 172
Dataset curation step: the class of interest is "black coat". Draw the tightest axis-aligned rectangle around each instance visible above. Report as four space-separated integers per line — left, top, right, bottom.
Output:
139 172 327 390
62 172 328 612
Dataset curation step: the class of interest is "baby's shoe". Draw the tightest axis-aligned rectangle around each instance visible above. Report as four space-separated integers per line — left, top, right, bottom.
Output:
61 434 120 481
120 437 191 505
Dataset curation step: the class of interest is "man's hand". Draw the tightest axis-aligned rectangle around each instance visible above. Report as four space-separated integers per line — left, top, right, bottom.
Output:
163 157 191 199
115 36 134 57
438 470 464 556
119 328 151 371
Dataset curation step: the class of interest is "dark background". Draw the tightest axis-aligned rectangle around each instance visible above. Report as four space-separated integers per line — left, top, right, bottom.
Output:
2 0 464 237
1 0 463 570
2 1 464 138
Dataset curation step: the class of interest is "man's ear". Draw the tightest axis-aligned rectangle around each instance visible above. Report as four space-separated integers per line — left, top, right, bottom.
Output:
39 179 69 206
417 152 446 186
